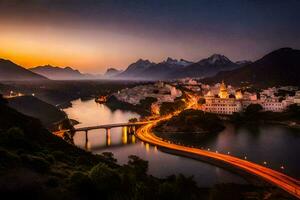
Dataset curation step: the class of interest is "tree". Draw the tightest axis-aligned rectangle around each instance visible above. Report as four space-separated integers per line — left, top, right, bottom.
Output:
286 104 300 119
139 97 157 109
160 100 185 115
197 98 205 105
245 104 263 114
127 155 149 178
0 94 8 104
129 118 138 123
89 163 120 192
101 152 117 164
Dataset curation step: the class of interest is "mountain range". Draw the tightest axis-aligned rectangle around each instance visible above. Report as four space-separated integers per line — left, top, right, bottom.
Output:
116 55 246 80
1 47 299 87
0 59 48 81
203 48 300 86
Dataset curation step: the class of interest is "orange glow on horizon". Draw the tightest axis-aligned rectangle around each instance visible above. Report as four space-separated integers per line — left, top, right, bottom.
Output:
0 20 187 73
0 18 224 74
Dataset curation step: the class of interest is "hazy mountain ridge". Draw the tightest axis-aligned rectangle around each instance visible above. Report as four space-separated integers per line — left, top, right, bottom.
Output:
30 65 98 80
104 68 123 77
202 48 300 86
0 59 48 81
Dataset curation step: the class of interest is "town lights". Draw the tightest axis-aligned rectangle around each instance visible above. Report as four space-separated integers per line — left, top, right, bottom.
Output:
280 166 285 170
263 161 267 165
227 151 230 154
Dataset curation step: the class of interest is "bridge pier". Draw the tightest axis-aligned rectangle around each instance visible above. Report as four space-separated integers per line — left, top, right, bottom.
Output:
128 126 136 135
106 128 111 146
84 130 89 150
122 126 128 144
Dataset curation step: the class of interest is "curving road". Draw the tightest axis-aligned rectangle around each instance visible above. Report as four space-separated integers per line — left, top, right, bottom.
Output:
135 95 300 199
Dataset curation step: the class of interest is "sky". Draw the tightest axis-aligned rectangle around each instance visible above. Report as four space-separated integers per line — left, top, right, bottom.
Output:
0 0 300 73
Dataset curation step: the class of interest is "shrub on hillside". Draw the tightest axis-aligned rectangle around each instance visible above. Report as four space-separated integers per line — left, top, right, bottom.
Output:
89 163 121 192
0 149 20 169
20 154 50 173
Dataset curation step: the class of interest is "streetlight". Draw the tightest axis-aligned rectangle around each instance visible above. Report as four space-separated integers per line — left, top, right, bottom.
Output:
263 161 267 165
227 151 230 155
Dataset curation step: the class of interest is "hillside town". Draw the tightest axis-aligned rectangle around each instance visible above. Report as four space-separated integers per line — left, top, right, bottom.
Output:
113 82 182 105
112 79 300 115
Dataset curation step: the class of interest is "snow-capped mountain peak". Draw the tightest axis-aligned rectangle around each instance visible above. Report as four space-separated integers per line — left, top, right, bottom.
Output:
164 57 193 66
207 54 230 64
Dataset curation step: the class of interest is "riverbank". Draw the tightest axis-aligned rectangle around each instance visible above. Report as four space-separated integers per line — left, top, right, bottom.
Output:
153 109 225 143
105 95 152 117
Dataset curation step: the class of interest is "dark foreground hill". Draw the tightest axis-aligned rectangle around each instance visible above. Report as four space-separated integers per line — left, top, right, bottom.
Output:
203 48 300 87
8 96 66 128
0 59 47 81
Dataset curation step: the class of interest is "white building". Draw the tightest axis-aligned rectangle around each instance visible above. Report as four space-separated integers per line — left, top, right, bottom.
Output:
261 98 288 112
202 82 294 115
294 91 300 105
114 83 182 106
203 82 243 115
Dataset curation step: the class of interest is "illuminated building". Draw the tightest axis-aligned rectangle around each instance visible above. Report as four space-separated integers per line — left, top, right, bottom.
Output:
235 90 243 100
218 81 229 99
294 91 300 105
203 82 242 115
151 102 160 115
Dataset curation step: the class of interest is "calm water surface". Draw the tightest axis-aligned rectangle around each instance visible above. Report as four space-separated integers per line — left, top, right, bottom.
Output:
64 99 300 186
64 99 247 186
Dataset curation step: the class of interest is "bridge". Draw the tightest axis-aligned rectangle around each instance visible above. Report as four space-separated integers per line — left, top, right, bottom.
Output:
53 118 300 198
73 121 150 132
53 121 148 150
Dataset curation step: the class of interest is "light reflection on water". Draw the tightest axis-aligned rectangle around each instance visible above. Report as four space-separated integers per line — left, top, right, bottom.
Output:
64 99 247 186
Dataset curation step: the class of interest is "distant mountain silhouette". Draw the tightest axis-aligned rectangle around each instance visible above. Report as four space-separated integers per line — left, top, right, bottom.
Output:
30 65 95 80
0 59 47 81
118 59 156 79
170 54 240 79
139 58 194 80
104 68 122 77
116 55 240 80
203 48 300 86
117 57 193 80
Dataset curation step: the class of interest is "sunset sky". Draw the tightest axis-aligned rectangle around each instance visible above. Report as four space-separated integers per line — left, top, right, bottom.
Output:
0 0 300 73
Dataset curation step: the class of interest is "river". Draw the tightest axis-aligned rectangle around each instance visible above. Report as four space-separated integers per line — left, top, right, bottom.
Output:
64 99 300 186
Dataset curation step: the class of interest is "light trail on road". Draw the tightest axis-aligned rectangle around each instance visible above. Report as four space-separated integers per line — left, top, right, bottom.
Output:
135 93 300 199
